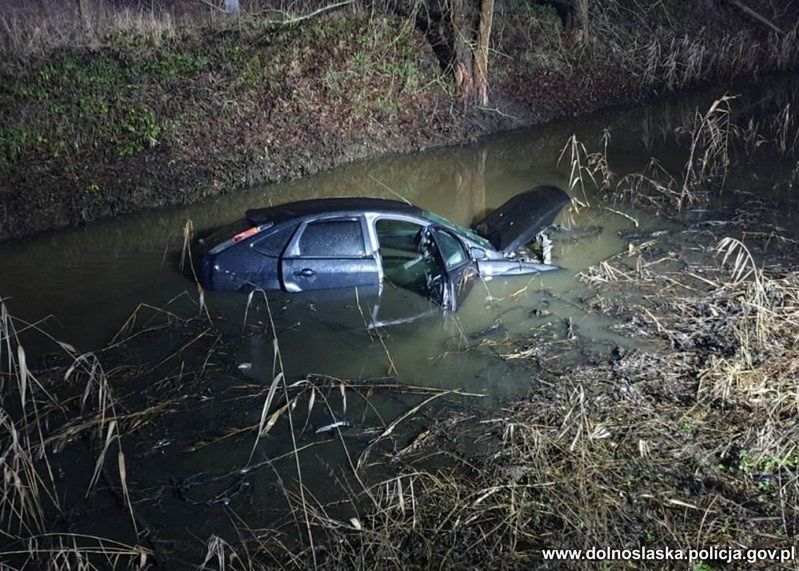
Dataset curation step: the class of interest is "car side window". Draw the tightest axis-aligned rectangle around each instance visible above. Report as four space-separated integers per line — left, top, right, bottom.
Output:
432 229 467 270
252 224 297 257
297 219 365 257
375 218 424 256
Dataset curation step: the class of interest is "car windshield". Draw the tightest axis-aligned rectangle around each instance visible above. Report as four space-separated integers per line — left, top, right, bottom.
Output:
421 211 493 250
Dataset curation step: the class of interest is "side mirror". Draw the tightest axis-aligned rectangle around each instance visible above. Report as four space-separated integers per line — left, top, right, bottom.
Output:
471 247 487 260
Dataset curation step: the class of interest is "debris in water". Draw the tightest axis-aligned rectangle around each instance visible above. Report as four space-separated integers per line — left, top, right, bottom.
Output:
315 420 352 434
469 323 509 341
551 224 603 243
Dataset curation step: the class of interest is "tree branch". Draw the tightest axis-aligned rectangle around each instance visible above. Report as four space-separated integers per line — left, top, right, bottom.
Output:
192 0 226 13
256 0 355 26
728 0 783 35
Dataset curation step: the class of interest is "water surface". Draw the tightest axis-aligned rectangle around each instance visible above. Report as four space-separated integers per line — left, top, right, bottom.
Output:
1 76 798 561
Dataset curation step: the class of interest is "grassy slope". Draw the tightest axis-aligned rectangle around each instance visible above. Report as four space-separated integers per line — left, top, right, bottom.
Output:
0 15 467 238
0 0 797 240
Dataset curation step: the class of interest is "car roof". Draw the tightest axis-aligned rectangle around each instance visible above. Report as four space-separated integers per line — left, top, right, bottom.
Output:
246 197 422 225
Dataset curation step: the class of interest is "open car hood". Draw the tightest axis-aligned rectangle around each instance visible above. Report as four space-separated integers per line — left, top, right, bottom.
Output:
472 186 571 255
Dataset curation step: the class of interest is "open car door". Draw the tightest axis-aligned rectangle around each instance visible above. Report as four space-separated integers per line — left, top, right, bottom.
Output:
370 218 447 327
427 227 478 312
370 219 477 327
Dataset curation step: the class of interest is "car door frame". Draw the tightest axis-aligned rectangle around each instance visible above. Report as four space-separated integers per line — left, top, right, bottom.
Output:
365 213 478 317
280 214 379 292
427 226 479 312
364 212 442 326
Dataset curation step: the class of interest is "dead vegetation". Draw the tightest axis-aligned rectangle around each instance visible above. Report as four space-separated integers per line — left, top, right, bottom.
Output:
3 77 799 568
0 279 489 567
0 0 351 57
565 85 799 214
2 239 798 566
214 91 799 568
0 299 151 568
229 222 799 567
168 226 799 568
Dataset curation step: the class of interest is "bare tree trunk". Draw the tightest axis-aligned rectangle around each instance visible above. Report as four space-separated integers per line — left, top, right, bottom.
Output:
224 0 241 20
79 0 95 40
574 0 589 43
451 0 474 102
473 0 494 106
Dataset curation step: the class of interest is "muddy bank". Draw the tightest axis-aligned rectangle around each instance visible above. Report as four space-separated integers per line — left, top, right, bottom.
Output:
2 77 799 567
203 104 799 567
2 0 799 241
3 167 798 568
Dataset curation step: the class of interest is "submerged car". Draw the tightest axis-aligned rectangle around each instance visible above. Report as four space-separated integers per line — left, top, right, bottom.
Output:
198 186 570 313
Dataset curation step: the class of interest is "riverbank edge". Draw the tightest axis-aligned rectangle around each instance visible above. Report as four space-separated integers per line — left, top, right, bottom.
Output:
1 3 797 242
0 77 737 242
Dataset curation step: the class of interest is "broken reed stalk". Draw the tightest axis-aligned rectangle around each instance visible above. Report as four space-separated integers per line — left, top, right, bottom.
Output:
353 286 398 374
244 288 317 569
288 378 378 506
586 129 615 191
110 301 184 346
179 219 211 322
611 93 799 212
356 390 455 470
679 95 738 204
7 533 149 568
65 350 141 538
0 299 60 538
602 153 682 210
558 134 596 204
0 298 152 565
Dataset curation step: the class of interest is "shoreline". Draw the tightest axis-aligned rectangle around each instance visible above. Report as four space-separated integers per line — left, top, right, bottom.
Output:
2 2 798 242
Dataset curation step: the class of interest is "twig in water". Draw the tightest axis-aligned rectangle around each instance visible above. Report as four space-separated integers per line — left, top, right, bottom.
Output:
245 288 317 568
603 207 639 228
367 174 412 205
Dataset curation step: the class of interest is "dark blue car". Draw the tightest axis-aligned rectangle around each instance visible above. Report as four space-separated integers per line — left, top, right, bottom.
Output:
199 186 570 316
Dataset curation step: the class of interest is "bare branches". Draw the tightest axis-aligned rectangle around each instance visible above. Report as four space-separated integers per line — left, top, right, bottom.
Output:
266 0 354 26
728 0 783 35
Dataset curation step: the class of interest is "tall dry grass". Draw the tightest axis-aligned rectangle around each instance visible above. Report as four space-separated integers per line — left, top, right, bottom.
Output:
573 233 799 551
0 297 149 566
589 1 799 92
0 299 58 539
677 94 738 204
0 0 186 57
568 87 799 212
0 0 366 57
242 231 799 568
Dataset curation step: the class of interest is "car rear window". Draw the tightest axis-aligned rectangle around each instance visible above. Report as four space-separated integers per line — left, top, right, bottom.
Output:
298 219 365 257
201 219 252 252
252 224 297 257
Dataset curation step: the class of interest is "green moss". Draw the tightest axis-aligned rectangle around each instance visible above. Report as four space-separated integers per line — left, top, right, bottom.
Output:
739 450 799 475
145 50 211 77
236 54 264 87
0 126 44 164
115 105 167 157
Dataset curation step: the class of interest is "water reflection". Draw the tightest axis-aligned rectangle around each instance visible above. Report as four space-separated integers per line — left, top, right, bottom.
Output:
3 76 799 564
0 75 797 370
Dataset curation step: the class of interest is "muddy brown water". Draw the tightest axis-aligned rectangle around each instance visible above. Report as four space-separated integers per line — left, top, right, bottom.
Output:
1 77 799 563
